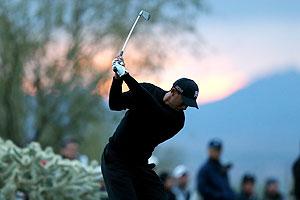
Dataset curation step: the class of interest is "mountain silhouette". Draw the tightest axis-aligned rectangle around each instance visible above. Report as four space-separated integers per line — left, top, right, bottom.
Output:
157 69 300 192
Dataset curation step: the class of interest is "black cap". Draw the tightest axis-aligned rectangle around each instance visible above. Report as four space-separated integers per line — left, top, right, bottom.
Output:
242 174 256 184
173 78 199 109
60 136 79 148
208 138 223 150
266 178 278 186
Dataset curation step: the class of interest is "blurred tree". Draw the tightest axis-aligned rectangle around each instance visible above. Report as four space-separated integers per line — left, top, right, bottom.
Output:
0 11 37 146
0 0 205 157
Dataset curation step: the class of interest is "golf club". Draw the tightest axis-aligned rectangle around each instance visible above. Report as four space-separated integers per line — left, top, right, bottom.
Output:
119 10 150 57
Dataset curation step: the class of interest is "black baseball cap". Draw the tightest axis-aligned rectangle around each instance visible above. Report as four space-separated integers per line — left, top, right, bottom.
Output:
266 178 278 186
173 78 199 109
208 138 223 150
242 174 256 184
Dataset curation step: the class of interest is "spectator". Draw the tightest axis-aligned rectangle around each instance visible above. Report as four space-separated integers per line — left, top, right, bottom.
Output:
173 165 191 200
292 150 300 200
196 138 235 200
237 174 259 200
263 178 283 200
60 137 88 165
159 172 176 200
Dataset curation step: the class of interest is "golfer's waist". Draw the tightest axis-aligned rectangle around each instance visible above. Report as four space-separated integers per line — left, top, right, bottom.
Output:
106 143 150 164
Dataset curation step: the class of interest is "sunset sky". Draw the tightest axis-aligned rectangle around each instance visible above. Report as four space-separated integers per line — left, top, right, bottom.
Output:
136 0 300 105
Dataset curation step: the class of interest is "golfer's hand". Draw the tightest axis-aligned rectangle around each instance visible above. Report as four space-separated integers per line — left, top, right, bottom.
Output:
112 56 127 78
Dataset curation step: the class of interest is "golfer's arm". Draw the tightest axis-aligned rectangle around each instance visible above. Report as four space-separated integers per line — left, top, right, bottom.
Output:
109 77 134 111
122 74 165 113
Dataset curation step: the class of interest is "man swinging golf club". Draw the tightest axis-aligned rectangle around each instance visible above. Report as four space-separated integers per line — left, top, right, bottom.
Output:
101 9 199 200
101 56 199 200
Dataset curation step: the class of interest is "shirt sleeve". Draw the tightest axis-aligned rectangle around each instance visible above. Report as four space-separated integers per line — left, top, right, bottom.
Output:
108 77 135 111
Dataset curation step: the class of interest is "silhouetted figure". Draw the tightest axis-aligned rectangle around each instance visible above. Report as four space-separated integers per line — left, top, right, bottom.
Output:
173 165 191 200
196 138 235 200
237 174 259 200
159 172 176 200
263 178 283 200
101 56 199 200
292 154 300 200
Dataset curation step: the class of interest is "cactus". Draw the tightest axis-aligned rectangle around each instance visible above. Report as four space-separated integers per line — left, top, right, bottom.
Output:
0 138 107 200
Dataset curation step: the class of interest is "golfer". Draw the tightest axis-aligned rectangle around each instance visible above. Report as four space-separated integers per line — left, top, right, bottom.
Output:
101 56 199 200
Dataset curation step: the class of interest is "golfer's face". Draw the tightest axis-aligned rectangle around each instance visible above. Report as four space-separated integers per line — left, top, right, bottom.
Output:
170 91 187 111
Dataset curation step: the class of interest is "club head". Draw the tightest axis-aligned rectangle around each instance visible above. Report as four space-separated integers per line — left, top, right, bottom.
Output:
140 10 151 21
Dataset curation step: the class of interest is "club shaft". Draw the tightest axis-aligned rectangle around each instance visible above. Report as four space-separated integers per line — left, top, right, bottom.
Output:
120 14 142 55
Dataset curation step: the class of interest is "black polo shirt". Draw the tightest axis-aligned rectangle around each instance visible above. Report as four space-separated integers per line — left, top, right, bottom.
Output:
107 74 185 164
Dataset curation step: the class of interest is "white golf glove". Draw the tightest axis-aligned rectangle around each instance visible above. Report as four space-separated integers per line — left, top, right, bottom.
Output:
112 57 127 77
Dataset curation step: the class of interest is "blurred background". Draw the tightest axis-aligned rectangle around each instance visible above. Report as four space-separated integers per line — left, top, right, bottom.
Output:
0 0 299 198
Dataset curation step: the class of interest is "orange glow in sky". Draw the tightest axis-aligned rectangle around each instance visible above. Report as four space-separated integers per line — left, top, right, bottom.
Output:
195 74 247 104
95 49 249 105
133 70 247 105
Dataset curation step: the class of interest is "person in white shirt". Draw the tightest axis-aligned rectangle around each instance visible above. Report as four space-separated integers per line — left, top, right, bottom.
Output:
172 165 191 200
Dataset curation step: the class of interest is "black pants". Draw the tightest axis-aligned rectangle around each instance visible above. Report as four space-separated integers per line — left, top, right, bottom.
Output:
101 147 166 200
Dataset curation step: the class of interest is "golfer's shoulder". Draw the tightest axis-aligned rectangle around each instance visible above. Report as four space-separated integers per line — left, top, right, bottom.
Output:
140 82 164 93
140 82 159 89
177 112 185 127
169 110 185 129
